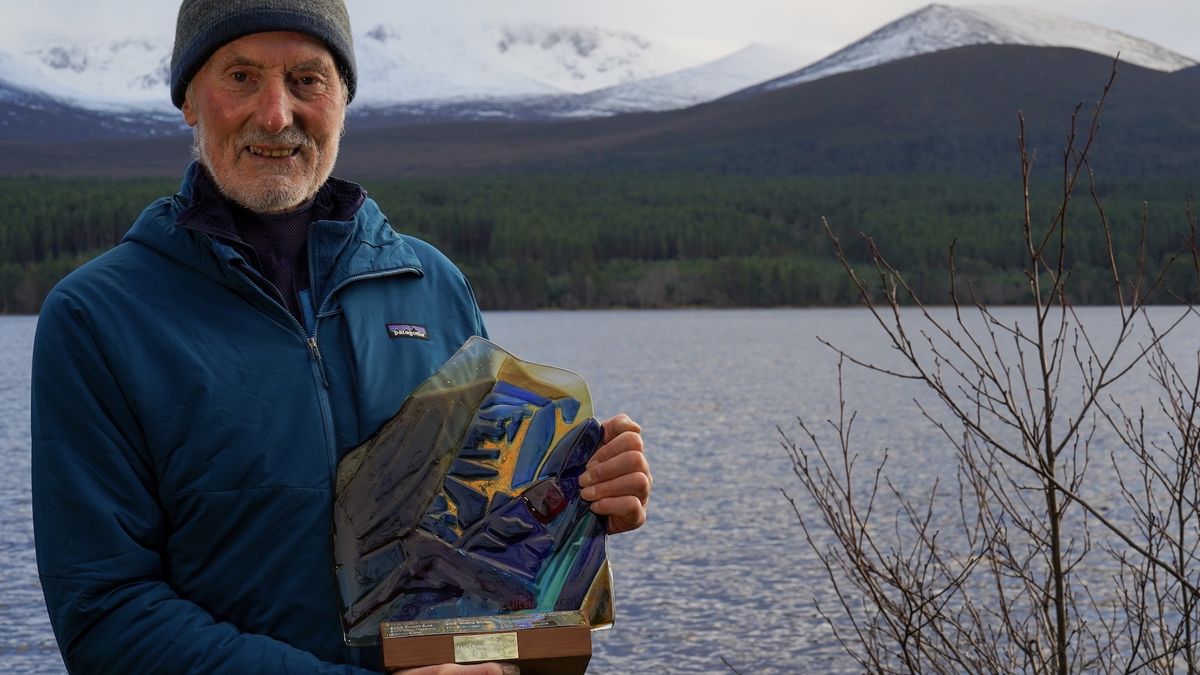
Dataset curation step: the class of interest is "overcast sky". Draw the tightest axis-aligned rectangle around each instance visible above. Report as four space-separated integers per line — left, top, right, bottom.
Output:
1 0 1196 64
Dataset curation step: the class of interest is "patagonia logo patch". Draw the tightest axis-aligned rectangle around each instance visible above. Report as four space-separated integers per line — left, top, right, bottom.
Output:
387 323 429 340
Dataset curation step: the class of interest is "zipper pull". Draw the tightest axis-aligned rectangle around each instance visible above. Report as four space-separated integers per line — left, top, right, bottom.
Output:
307 337 331 389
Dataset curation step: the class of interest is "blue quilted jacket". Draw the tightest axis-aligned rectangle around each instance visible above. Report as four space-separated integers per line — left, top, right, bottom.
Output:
31 163 486 673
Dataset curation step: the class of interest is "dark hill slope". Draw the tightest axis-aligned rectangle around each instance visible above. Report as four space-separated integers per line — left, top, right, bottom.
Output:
0 84 183 144
0 85 126 144
508 44 1199 176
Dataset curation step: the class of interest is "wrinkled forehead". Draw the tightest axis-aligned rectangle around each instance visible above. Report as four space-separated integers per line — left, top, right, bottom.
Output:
201 31 339 74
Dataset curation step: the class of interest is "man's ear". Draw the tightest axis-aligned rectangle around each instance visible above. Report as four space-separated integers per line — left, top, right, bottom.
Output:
181 95 198 127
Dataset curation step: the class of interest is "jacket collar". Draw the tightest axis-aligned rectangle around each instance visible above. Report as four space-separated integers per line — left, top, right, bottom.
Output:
174 161 367 240
123 162 423 310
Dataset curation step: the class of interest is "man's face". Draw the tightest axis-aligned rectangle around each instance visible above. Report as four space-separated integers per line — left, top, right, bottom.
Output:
182 31 346 213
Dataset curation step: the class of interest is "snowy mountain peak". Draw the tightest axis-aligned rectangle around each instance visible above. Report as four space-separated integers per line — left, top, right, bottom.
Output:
350 21 710 105
762 3 1198 92
0 21 714 112
487 23 685 92
553 42 811 117
1 4 1194 127
497 24 651 57
30 39 171 99
0 38 174 112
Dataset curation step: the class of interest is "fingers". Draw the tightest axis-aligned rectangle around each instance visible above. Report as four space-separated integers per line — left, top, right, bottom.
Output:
396 663 518 675
591 494 648 535
587 428 645 469
580 414 651 535
579 456 651 502
584 469 651 534
600 413 642 445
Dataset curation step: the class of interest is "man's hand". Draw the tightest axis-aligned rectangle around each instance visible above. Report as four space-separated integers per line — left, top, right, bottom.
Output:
397 663 518 674
579 414 652 535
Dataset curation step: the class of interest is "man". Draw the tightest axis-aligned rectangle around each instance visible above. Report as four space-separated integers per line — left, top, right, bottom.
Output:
30 1 651 673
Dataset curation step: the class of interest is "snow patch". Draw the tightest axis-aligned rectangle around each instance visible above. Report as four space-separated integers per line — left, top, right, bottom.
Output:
557 43 810 115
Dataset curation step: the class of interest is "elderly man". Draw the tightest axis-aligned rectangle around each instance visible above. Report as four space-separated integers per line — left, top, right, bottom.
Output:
30 1 651 673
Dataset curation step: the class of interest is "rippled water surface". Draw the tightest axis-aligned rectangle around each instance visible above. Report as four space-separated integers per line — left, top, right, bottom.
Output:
4 308 1198 673
0 316 61 673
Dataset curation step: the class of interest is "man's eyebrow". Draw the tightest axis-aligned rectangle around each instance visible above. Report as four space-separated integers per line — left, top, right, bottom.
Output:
219 55 261 69
289 59 336 76
214 56 335 75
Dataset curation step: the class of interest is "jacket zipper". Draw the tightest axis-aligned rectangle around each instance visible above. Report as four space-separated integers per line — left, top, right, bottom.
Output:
306 338 331 388
232 265 340 482
313 267 421 318
236 263 421 481
309 267 420 478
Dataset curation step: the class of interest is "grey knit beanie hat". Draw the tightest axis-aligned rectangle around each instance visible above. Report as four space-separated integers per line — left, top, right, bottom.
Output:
170 0 357 109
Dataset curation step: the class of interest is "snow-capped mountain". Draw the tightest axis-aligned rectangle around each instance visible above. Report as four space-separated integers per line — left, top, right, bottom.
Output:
23 39 173 111
540 43 810 117
0 22 723 114
1 3 1196 139
351 22 719 107
750 3 1197 94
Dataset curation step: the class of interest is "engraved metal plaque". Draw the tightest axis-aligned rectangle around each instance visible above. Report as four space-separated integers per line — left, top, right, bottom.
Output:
382 610 588 639
454 633 519 663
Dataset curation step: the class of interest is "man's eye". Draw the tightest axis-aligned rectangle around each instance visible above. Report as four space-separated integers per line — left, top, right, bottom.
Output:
230 71 249 83
296 76 318 86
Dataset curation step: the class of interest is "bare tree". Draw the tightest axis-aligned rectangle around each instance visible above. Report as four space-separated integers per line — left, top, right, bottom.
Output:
781 61 1200 673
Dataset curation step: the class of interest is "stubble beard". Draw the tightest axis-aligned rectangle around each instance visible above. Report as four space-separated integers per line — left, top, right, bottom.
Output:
191 113 344 214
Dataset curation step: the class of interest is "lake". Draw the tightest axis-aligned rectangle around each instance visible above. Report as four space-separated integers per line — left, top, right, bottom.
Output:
3 307 1197 673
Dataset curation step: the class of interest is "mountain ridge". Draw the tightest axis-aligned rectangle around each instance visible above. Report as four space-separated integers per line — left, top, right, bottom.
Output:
740 3 1196 97
0 2 1193 135
0 22 727 114
3 44 1195 178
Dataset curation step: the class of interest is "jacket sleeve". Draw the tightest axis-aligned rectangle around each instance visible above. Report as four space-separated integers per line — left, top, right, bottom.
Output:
31 290 376 674
462 273 488 340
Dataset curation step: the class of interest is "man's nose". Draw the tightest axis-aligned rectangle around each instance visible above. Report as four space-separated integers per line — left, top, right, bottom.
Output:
254 77 293 134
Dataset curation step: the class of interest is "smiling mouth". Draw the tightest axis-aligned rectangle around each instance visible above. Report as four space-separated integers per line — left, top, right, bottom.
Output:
247 145 299 158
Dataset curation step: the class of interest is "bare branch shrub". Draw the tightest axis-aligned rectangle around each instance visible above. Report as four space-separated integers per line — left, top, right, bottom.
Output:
783 61 1200 674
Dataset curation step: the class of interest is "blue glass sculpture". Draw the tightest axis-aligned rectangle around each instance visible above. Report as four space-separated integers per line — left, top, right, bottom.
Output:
333 337 614 647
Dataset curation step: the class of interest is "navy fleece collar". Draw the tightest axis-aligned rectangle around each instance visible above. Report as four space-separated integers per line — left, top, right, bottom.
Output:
174 161 367 240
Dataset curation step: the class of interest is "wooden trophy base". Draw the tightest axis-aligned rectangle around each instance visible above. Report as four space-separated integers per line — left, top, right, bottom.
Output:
381 612 592 674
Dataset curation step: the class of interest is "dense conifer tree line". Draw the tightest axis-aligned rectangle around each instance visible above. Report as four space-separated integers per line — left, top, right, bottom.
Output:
1 173 1196 314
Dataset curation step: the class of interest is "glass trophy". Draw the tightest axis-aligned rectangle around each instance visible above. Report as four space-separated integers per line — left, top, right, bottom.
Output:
333 337 614 673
